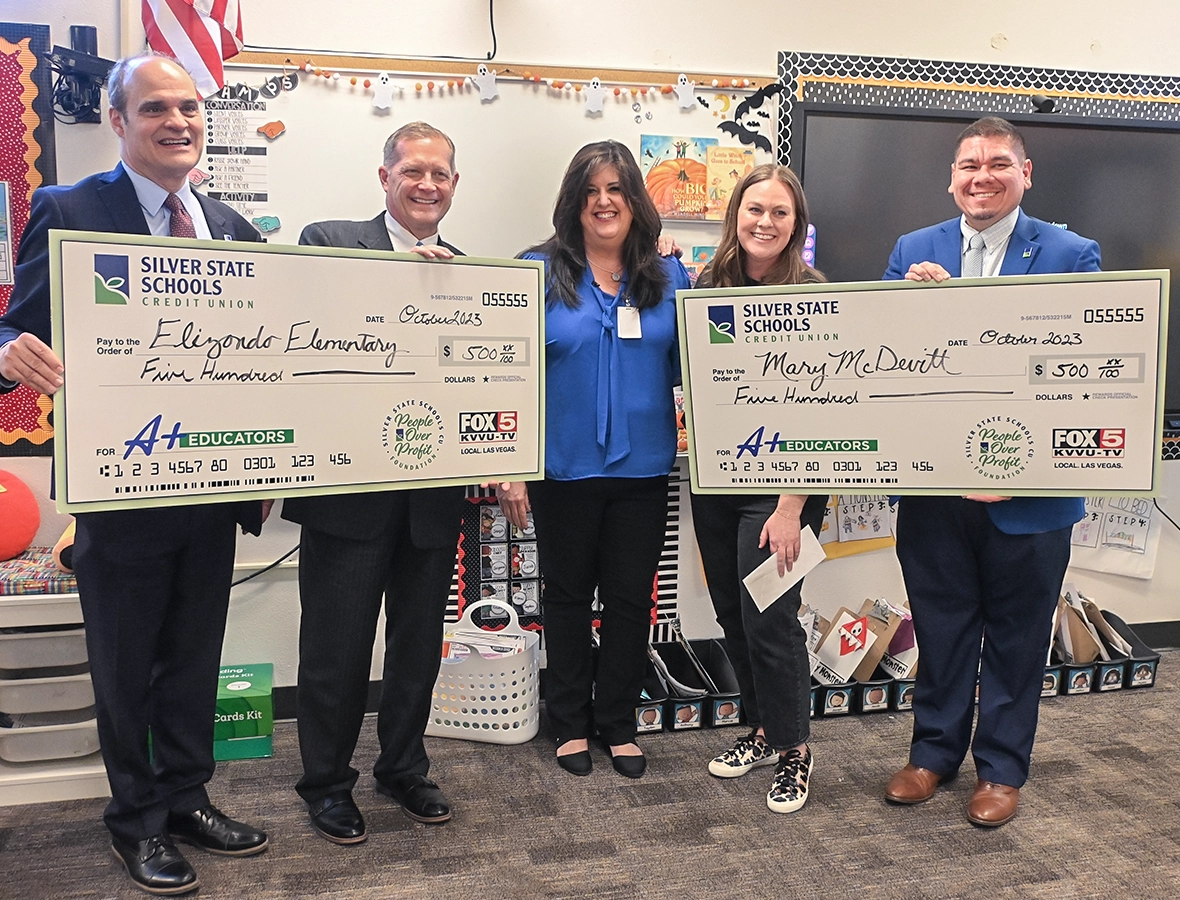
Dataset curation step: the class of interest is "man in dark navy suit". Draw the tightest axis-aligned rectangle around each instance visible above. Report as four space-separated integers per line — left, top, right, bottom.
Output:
881 117 1100 827
282 122 466 843
0 54 268 895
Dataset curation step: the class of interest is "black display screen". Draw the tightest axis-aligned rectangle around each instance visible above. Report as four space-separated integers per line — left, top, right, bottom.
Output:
794 106 1180 414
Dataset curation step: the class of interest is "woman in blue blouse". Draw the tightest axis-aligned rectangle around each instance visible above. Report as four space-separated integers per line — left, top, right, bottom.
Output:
691 165 828 814
497 141 690 778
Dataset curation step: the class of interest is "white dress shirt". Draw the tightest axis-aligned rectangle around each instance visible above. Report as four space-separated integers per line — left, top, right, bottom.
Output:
959 207 1020 278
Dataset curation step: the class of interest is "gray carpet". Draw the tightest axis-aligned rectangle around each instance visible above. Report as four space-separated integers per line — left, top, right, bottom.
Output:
2 653 1178 899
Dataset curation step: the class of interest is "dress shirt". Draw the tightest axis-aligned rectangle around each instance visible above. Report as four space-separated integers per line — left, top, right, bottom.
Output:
121 162 212 239
524 253 690 481
384 212 439 252
959 207 1019 278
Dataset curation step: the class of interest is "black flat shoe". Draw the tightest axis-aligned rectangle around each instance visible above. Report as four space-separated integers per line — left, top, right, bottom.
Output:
376 773 452 824
556 739 592 776
606 743 646 779
111 834 198 895
308 790 367 844
168 804 268 856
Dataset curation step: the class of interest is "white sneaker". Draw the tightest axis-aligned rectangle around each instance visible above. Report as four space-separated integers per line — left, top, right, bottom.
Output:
707 732 778 778
766 746 813 814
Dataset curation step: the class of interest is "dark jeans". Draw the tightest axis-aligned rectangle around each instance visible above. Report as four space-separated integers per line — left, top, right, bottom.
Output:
690 493 827 750
895 496 1070 787
530 476 669 746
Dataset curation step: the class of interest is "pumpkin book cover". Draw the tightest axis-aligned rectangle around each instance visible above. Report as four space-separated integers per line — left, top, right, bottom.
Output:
639 135 716 220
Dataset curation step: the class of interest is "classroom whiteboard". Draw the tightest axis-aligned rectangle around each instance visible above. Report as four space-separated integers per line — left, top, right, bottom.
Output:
219 62 773 259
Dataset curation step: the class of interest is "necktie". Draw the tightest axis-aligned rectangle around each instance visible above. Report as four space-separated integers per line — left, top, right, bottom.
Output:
164 193 197 239
962 232 985 278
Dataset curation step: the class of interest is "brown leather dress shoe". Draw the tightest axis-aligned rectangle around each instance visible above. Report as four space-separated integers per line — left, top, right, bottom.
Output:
884 763 945 804
967 781 1019 826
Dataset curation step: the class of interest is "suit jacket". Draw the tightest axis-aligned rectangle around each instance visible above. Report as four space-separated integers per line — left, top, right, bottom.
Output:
883 209 1102 535
280 213 465 546
0 164 264 535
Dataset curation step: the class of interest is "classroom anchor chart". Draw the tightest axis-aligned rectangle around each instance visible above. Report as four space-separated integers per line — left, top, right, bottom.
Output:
200 98 279 235
1070 496 1164 579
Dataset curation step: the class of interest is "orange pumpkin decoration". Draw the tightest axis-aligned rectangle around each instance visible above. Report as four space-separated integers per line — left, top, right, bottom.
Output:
644 158 708 217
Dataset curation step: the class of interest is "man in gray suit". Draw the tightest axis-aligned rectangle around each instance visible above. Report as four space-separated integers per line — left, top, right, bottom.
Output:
282 122 466 843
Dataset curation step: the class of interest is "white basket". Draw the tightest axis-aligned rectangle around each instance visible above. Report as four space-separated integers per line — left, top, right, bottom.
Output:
426 600 540 745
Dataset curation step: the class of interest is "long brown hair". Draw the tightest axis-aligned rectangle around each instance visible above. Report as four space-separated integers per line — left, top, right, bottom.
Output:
521 141 667 309
700 164 825 288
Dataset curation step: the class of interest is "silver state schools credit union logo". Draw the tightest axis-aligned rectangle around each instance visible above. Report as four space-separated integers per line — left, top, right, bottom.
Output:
964 415 1033 480
382 399 444 471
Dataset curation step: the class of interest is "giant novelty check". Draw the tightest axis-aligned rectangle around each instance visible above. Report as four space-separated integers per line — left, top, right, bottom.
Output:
50 232 544 513
679 271 1168 495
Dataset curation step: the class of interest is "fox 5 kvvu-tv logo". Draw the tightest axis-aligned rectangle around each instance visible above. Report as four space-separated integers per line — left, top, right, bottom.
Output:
458 411 517 443
1051 428 1125 458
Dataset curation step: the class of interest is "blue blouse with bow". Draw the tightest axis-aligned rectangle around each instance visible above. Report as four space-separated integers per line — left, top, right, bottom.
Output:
523 252 690 481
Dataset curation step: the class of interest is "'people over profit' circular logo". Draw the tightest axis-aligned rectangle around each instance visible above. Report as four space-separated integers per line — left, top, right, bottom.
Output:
382 399 444 470
964 415 1033 480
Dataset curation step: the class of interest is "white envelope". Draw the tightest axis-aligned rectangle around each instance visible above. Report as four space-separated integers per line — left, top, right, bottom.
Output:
742 528 827 612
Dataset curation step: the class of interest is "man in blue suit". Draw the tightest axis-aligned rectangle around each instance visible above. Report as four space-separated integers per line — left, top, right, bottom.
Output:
881 117 1100 827
0 55 268 894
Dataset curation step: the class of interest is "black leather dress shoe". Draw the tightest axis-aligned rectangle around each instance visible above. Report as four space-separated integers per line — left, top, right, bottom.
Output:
168 805 268 856
308 790 367 844
376 773 452 824
111 834 198 895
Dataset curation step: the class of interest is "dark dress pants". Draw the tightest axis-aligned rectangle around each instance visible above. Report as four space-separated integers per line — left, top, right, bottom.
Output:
895 496 1071 788
73 505 238 844
690 492 826 749
295 494 457 803
530 476 669 746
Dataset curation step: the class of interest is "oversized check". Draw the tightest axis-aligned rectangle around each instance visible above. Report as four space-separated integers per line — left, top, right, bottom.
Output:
50 232 544 513
679 271 1168 496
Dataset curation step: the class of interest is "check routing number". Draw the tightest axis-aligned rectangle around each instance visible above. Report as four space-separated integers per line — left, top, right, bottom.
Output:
678 271 1168 496
50 232 545 513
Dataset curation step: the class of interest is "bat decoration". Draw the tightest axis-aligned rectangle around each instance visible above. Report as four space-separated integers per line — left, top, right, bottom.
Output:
716 82 785 153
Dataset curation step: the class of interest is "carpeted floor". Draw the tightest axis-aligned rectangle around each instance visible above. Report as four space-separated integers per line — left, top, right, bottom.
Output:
2 653 1177 899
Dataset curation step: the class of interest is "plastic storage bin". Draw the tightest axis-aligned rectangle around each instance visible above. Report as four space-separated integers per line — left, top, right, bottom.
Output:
427 600 540 744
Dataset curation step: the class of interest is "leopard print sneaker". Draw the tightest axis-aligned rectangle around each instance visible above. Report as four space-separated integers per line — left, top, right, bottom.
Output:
766 746 813 814
707 732 778 778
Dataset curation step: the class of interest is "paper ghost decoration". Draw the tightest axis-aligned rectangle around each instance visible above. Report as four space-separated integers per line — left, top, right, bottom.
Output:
472 64 499 102
372 72 396 110
674 73 696 109
583 77 607 115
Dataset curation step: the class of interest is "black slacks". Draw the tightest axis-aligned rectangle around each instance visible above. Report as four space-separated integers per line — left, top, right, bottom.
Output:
294 494 457 803
530 476 669 746
690 492 827 749
73 505 238 844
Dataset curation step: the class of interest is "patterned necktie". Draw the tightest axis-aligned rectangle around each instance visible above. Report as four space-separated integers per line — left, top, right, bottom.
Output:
164 193 197 238
962 231 986 278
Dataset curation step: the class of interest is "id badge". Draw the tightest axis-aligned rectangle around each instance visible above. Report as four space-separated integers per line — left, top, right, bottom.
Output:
618 306 642 339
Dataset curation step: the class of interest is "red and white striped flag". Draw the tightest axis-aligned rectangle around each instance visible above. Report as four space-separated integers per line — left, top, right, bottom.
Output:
142 0 244 98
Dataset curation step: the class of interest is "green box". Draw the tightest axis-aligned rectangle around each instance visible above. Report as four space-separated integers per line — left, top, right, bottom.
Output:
214 664 274 761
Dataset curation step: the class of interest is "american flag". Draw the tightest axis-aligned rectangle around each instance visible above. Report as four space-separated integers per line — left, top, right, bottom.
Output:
142 0 243 98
